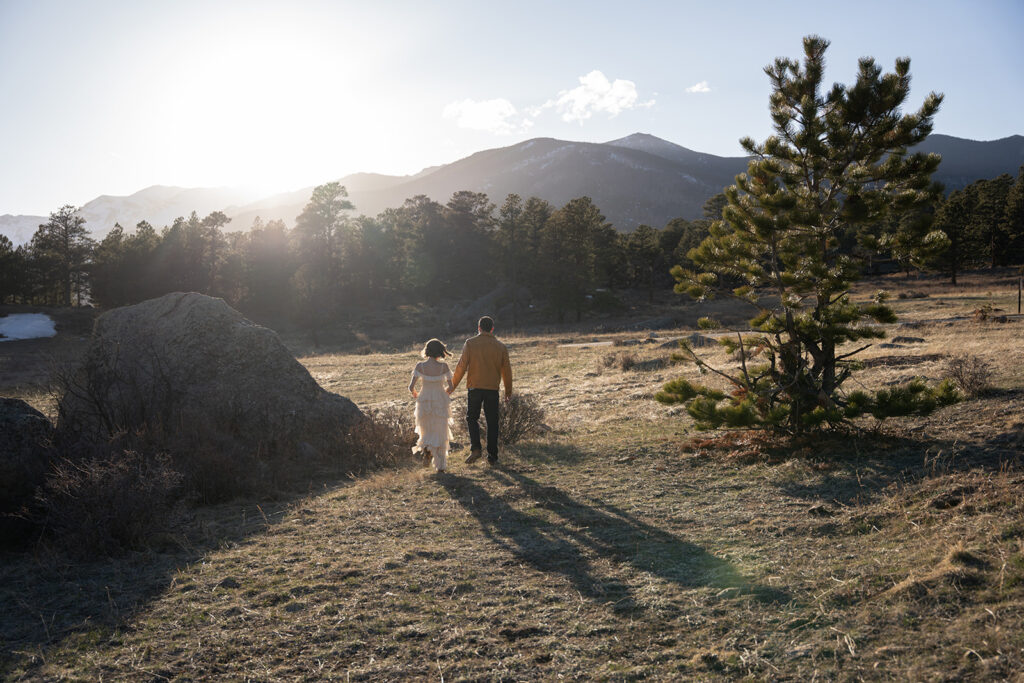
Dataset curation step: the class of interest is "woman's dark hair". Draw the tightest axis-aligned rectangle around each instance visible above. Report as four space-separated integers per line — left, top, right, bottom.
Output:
422 338 450 359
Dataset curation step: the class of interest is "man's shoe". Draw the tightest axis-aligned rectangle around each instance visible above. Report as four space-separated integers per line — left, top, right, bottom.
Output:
465 448 483 464
487 455 498 467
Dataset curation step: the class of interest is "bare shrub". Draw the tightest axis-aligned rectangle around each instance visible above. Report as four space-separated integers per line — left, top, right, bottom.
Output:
496 393 547 445
37 450 183 558
602 351 668 372
944 354 993 397
175 440 262 504
602 351 640 371
450 393 546 446
341 405 418 471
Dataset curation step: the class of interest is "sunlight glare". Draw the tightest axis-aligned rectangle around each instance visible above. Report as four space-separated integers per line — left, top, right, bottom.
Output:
134 7 384 192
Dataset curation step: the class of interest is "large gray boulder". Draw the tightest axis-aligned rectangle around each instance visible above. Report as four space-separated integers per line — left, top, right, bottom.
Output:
57 292 362 458
0 397 54 542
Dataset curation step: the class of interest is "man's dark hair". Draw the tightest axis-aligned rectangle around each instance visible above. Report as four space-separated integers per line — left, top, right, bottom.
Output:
478 316 494 332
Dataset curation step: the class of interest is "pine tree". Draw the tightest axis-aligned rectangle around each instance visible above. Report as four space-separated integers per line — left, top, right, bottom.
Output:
933 187 976 283
292 183 355 325
660 36 954 433
241 218 293 320
497 194 525 327
0 235 18 304
540 197 605 323
1003 167 1024 265
444 191 495 297
32 205 95 306
624 224 662 302
968 174 1014 267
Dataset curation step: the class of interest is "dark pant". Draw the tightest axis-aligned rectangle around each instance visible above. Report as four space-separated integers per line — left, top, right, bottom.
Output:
466 388 500 458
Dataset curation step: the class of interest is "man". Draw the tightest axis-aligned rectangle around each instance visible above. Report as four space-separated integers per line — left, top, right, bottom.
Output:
450 315 512 466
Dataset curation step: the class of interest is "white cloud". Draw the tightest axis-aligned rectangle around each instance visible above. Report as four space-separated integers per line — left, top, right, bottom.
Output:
442 98 531 135
686 80 711 93
547 70 654 124
445 71 653 135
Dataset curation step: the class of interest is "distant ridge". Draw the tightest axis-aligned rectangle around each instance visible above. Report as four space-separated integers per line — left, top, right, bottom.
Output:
2 133 1022 245
914 134 1024 188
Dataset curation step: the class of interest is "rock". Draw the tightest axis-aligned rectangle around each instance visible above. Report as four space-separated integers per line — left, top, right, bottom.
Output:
629 316 676 331
448 284 532 327
685 333 719 348
659 333 717 350
891 336 925 344
878 342 905 349
57 292 363 460
807 504 833 517
0 398 55 543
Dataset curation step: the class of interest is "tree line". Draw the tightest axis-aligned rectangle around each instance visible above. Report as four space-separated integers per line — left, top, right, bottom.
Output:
1 168 1022 323
0 186 715 326
931 172 1024 283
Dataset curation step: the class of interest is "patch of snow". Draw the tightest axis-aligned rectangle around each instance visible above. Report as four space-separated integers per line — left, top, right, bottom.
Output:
0 214 45 245
0 313 57 341
607 152 650 170
509 144 576 173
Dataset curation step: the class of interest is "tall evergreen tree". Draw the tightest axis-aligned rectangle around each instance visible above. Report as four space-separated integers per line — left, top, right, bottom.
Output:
31 205 94 305
1003 167 1024 265
933 187 975 283
518 196 554 289
661 36 950 433
444 191 495 296
0 235 18 304
292 183 355 325
393 195 448 298
242 217 293 320
540 197 605 322
624 224 662 302
968 174 1014 267
90 223 130 307
497 193 526 327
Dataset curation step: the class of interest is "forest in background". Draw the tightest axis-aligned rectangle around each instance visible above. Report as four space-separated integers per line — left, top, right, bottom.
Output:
1 167 1023 329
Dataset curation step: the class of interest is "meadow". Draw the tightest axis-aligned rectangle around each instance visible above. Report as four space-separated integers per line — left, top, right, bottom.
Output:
2 270 1023 680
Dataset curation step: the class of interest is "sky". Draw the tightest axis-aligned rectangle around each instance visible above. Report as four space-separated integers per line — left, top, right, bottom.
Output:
1 0 1022 216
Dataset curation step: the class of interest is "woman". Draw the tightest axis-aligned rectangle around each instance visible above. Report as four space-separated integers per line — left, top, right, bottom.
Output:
408 338 455 472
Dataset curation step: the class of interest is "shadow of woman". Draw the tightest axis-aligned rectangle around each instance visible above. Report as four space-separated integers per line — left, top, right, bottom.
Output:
439 470 785 613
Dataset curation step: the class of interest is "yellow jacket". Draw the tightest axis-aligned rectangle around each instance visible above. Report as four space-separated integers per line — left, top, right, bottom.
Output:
451 332 512 396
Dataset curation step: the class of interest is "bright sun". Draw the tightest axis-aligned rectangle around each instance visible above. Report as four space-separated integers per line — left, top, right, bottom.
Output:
127 7 389 193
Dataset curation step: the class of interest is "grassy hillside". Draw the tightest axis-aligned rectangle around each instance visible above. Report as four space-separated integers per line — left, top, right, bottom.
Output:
2 273 1023 680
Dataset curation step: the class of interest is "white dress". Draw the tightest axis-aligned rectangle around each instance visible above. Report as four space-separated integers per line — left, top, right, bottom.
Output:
412 367 454 471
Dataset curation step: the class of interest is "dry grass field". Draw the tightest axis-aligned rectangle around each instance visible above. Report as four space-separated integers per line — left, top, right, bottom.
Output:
2 271 1023 680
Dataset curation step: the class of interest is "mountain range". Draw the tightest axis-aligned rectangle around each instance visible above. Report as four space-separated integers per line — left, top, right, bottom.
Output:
2 132 1022 246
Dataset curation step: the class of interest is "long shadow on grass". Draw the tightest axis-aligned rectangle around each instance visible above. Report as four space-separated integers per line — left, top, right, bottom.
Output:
0 498 294 675
774 427 1023 506
440 468 785 612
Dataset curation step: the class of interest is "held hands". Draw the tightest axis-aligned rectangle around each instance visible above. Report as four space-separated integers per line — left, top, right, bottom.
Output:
410 389 418 399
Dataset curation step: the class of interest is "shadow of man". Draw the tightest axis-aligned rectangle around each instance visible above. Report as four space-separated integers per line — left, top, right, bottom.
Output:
440 470 785 613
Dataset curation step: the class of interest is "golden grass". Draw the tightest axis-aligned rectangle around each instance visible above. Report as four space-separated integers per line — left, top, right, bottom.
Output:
2 273 1024 680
